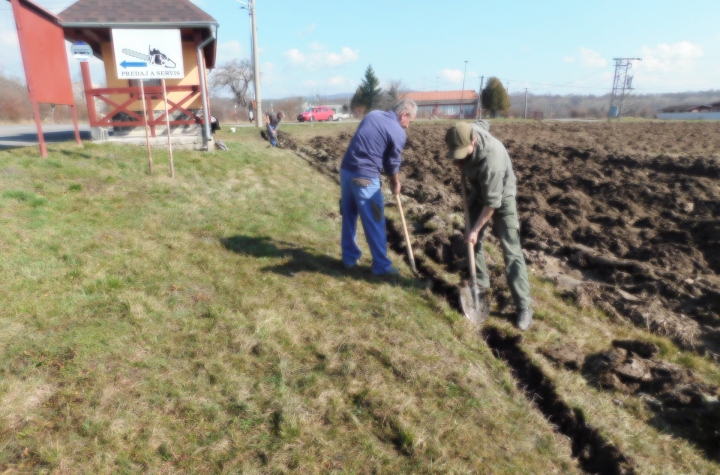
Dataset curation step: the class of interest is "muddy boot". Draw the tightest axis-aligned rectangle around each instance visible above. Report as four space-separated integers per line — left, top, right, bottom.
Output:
516 307 533 331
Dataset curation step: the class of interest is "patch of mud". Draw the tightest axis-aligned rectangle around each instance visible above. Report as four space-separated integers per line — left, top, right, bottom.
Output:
290 121 720 359
541 342 584 370
541 339 720 461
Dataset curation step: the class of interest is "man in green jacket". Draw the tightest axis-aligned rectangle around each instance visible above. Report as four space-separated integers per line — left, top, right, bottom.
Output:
445 121 533 330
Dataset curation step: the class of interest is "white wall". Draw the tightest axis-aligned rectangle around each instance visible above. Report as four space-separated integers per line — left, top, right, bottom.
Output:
656 112 720 120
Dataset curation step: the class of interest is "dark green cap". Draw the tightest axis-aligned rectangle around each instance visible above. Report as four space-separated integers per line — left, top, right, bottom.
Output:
445 122 473 159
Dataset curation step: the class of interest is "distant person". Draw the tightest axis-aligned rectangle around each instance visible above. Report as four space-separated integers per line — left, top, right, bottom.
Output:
445 120 533 330
340 99 417 276
249 101 257 123
265 111 284 147
210 114 220 134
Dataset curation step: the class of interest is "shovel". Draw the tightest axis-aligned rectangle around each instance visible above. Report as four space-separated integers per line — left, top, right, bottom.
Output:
395 192 419 277
458 169 489 325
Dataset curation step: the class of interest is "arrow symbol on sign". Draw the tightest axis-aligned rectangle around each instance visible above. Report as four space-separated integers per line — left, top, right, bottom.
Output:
121 60 147 69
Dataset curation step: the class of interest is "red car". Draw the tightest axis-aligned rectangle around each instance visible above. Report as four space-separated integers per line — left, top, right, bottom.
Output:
297 106 334 122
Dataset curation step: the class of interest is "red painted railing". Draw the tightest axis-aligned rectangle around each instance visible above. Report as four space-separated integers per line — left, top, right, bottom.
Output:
81 62 204 138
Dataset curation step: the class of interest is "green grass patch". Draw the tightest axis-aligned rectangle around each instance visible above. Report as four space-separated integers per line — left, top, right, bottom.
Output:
0 131 581 474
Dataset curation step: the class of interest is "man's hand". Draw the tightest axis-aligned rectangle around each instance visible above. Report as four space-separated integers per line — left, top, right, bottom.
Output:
389 174 401 196
465 228 480 246
464 206 496 246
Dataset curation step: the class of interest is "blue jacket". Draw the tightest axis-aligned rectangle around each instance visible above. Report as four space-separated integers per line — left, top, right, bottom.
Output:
340 110 406 178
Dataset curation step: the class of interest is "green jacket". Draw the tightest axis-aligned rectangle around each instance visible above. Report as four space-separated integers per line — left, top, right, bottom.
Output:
464 120 517 209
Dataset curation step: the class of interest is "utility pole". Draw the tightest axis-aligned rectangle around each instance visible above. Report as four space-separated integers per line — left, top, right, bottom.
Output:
609 57 641 119
477 76 484 119
250 0 261 127
236 0 262 127
459 60 468 119
524 88 528 119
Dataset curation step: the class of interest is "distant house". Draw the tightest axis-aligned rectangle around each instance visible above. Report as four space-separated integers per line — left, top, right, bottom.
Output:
401 90 478 119
660 104 711 113
689 105 712 112
657 103 720 120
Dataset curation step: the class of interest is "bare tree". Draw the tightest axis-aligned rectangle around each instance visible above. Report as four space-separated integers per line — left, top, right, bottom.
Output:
209 59 254 108
377 79 410 111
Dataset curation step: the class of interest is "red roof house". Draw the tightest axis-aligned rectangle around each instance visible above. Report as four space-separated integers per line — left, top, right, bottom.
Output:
401 90 479 118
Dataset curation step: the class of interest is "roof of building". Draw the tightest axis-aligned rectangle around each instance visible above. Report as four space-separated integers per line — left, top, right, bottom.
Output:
6 0 63 23
56 0 218 68
402 90 479 103
57 0 217 25
659 104 711 113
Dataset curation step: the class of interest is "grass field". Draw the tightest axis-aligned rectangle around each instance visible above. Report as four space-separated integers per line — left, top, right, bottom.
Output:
0 125 717 474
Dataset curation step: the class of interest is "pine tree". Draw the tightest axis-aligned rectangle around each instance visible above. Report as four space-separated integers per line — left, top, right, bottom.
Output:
350 86 366 115
361 65 383 110
351 65 384 113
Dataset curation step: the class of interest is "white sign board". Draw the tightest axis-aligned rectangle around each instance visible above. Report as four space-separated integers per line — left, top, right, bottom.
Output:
111 29 184 80
71 41 92 62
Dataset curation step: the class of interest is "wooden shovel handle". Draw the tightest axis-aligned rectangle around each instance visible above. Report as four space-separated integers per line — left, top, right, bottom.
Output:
460 169 478 288
395 193 417 273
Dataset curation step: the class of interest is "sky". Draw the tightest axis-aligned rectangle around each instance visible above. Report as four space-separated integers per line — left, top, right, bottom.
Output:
1 0 719 100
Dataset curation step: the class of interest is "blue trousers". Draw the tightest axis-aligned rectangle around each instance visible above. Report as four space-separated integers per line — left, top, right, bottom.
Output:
267 125 277 146
340 169 393 274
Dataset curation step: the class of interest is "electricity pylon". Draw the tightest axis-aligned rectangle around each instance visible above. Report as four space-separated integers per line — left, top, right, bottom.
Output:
608 58 641 119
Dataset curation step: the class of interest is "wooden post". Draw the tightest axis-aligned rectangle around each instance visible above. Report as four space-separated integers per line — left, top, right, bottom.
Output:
70 105 82 145
80 61 98 126
139 80 153 175
161 79 175 178
11 0 45 157
31 100 47 157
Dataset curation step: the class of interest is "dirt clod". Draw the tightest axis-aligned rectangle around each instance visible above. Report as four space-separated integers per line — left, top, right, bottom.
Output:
582 341 720 460
541 342 584 370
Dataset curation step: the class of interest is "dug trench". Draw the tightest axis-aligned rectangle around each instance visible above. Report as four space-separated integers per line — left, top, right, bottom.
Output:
276 120 720 471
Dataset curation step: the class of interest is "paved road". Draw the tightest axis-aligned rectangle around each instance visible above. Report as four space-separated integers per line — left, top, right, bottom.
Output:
0 124 91 150
0 120 357 150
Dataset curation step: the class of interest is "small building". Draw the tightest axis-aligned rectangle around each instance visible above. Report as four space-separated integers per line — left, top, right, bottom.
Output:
401 90 478 119
660 104 711 113
657 103 720 120
57 0 218 141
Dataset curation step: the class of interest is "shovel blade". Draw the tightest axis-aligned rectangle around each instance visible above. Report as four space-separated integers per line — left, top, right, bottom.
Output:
459 285 490 325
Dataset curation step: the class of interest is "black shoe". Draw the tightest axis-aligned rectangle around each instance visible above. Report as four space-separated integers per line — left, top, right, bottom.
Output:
516 308 533 331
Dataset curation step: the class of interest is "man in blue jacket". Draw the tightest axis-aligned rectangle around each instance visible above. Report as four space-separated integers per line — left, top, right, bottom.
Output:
340 99 417 276
445 120 533 330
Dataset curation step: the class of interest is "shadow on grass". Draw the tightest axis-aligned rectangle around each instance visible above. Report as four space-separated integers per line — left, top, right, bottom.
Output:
220 235 419 288
58 149 94 160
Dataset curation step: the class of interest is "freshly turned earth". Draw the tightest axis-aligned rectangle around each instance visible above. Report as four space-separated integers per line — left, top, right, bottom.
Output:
282 120 720 358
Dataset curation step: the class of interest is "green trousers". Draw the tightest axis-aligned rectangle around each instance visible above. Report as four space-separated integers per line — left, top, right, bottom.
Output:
470 195 532 310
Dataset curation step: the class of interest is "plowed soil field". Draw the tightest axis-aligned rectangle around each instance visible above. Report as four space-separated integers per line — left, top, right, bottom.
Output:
282 120 720 359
